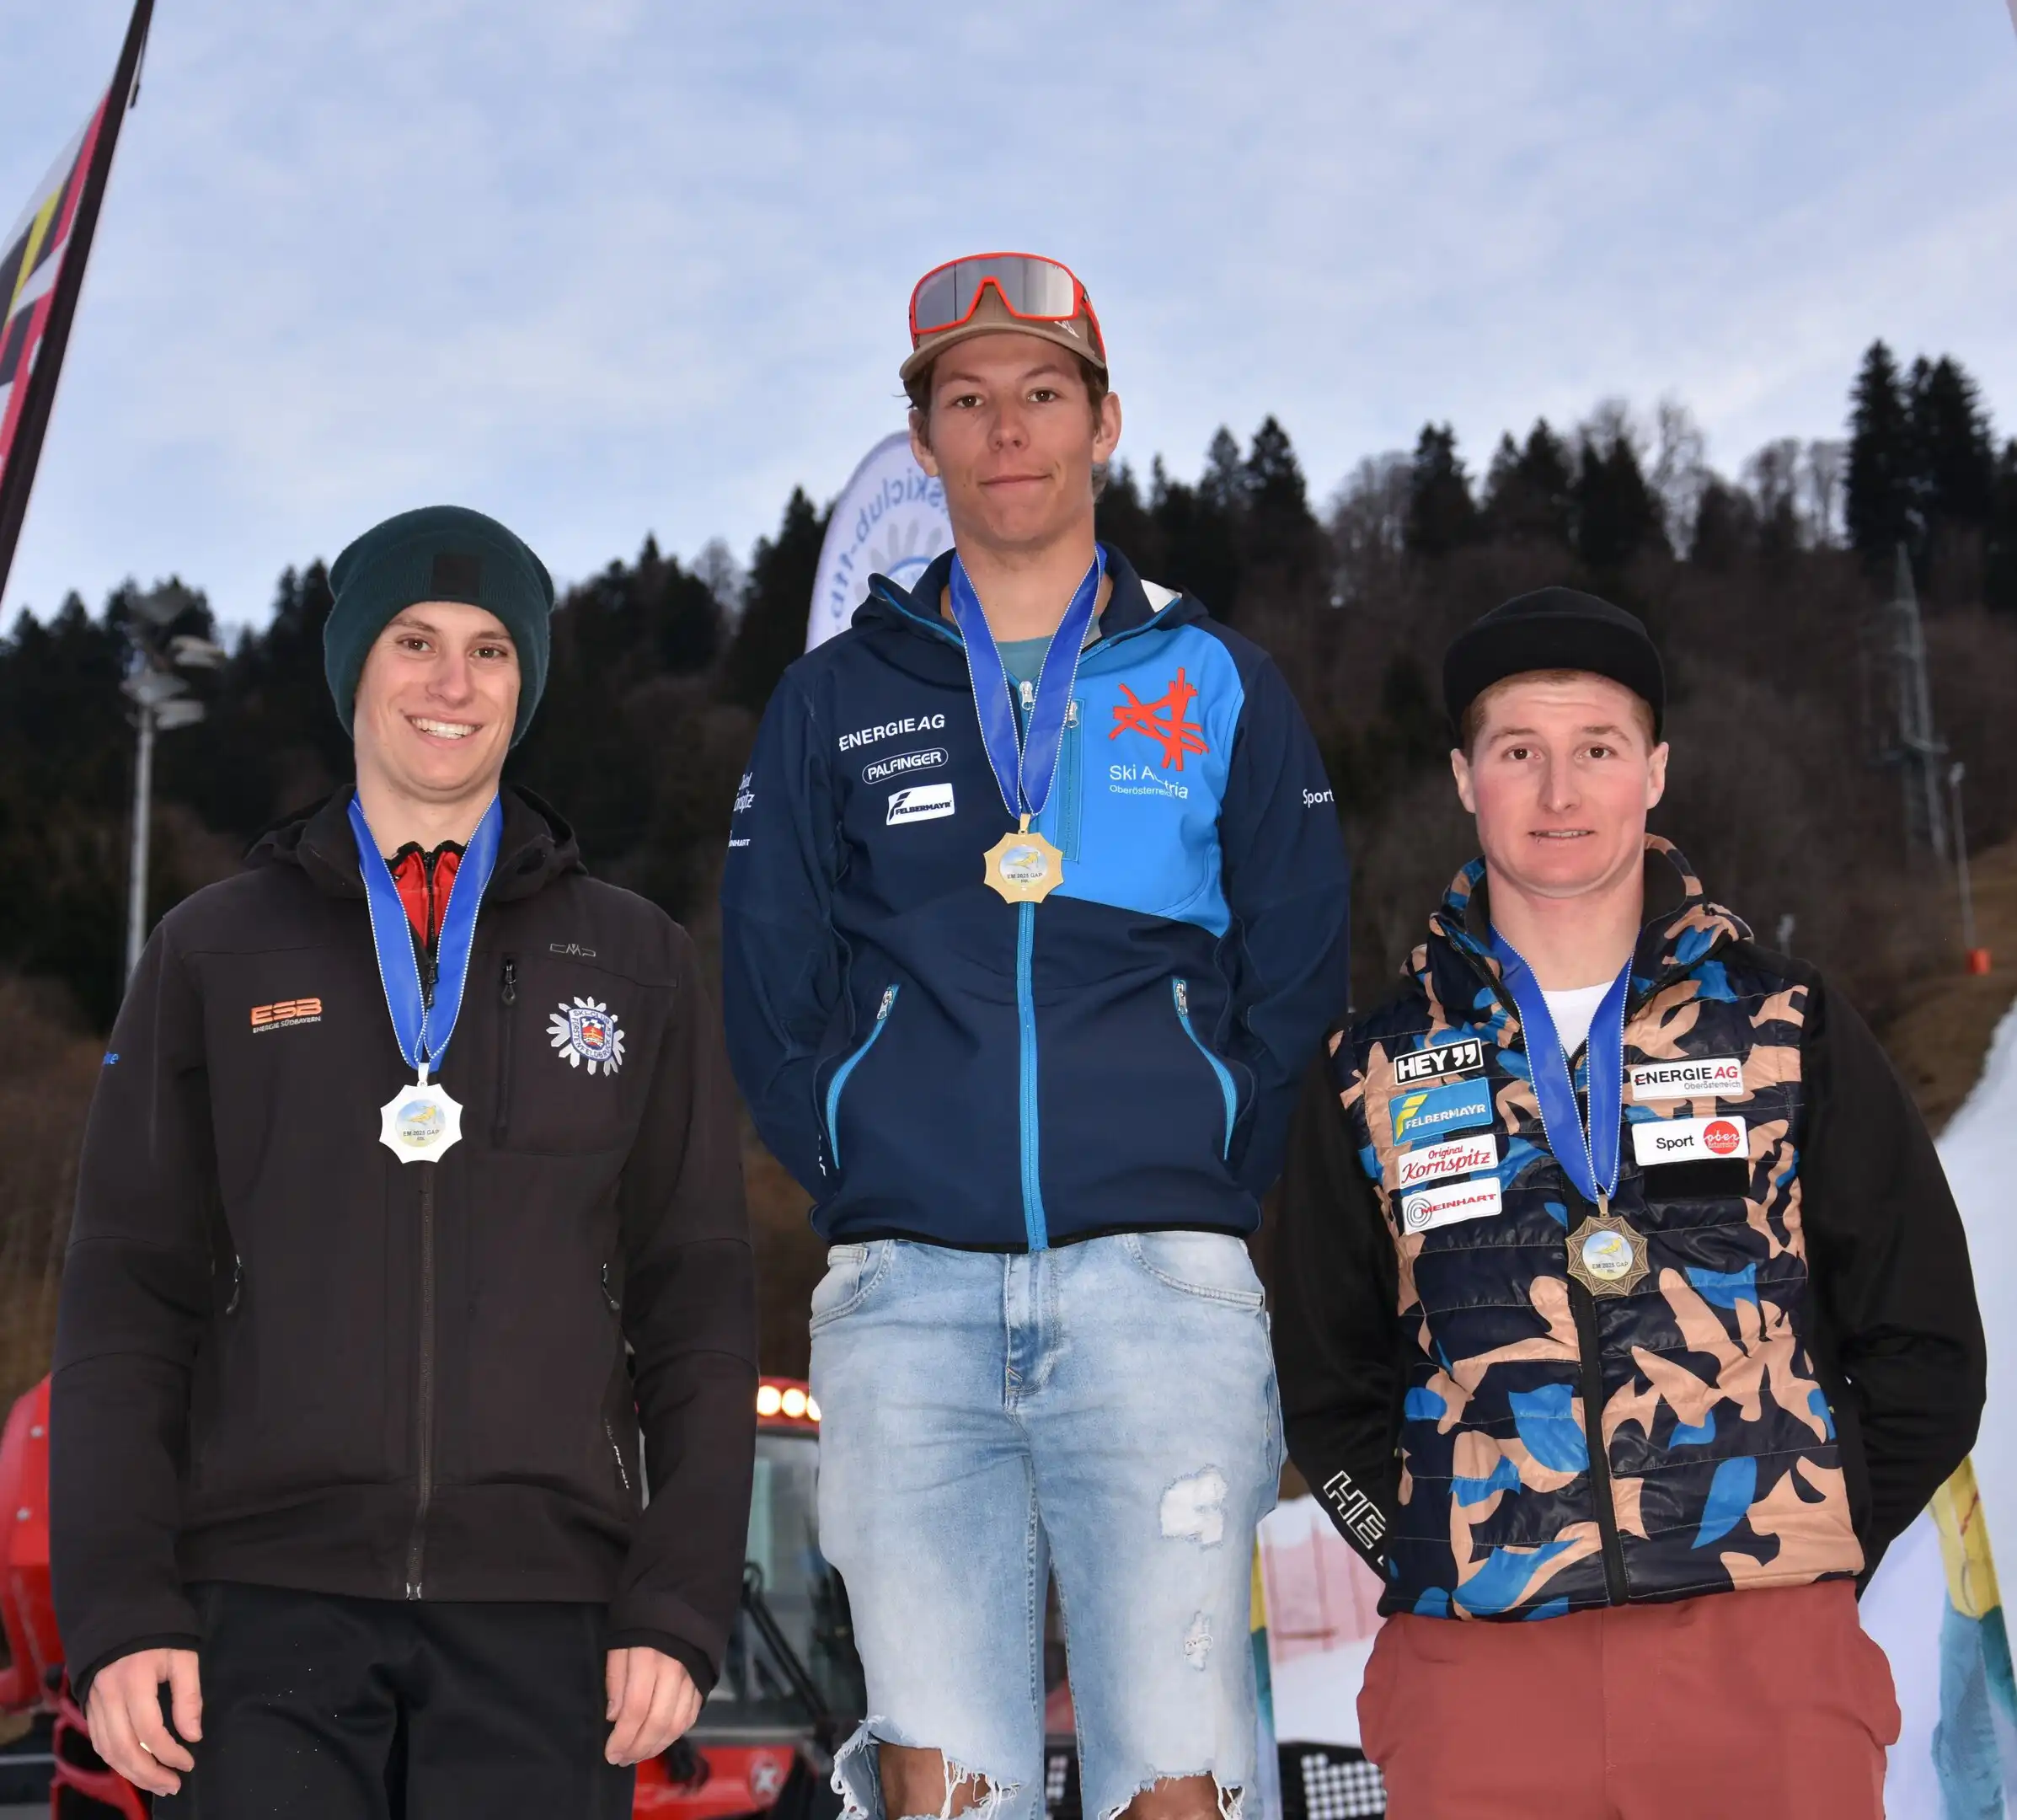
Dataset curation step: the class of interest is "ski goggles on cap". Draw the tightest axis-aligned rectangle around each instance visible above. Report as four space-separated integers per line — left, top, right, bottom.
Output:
904 252 1105 377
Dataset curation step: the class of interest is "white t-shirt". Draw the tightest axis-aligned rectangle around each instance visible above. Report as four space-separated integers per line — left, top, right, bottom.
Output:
1543 982 1613 1064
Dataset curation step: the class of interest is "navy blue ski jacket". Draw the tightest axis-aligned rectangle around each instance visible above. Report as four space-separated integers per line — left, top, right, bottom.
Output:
720 544 1351 1250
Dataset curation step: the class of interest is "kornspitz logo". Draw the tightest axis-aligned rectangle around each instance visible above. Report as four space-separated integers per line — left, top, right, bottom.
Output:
864 747 948 786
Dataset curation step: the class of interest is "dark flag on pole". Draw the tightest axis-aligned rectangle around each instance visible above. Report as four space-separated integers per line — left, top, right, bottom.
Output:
0 0 154 603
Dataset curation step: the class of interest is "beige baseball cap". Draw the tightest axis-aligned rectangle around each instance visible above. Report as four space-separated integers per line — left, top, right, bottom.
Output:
901 252 1107 388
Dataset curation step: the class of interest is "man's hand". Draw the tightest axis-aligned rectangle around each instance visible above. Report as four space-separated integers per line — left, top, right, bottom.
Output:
85 1648 201 1798
604 1646 701 1765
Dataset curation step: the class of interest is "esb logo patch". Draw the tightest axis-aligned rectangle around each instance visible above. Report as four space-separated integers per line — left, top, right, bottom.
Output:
1632 1115 1748 1166
887 783 955 825
1402 1175 1505 1234
1628 1056 1744 1101
1394 1037 1485 1086
1395 1133 1498 1191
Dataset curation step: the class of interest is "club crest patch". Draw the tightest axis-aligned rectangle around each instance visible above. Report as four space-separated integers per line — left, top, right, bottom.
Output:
548 997 626 1077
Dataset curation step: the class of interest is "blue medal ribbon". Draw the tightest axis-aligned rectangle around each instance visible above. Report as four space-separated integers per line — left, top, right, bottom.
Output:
947 547 1105 824
1488 929 1632 1207
349 792 505 1082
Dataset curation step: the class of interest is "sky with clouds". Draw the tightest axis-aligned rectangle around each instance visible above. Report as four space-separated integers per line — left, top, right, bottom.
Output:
3 0 2017 629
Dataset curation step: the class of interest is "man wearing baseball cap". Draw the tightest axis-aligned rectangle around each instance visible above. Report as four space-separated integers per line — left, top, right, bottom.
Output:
52 505 757 1815
1272 586 1986 1816
722 256 1350 1820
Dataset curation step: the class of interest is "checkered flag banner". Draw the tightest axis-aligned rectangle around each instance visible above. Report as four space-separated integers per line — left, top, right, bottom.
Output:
0 0 153 602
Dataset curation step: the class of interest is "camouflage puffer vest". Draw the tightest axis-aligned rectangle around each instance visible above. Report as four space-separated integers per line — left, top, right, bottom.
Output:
1340 838 1861 1619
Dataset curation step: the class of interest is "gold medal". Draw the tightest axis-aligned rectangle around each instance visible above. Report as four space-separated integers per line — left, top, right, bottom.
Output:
1565 1202 1648 1297
983 815 1064 904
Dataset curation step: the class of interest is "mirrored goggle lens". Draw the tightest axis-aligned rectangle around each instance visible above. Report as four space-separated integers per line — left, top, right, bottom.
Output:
912 255 1080 333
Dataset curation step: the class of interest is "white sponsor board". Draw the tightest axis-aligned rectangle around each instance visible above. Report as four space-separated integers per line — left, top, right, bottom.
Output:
1627 1055 1744 1101
1400 1175 1503 1234
1630 1114 1748 1165
1394 1133 1497 1191
806 431 954 650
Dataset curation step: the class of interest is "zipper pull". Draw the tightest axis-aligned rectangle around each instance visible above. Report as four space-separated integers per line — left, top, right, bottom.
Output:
1019 678 1036 710
226 1256 244 1315
501 958 517 1006
1066 699 1080 728
1174 979 1190 1017
876 985 897 1020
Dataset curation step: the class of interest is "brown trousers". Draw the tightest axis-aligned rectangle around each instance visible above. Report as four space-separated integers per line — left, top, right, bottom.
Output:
1358 1582 1899 1819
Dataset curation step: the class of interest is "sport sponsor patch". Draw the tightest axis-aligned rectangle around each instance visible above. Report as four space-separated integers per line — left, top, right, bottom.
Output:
863 747 948 785
1394 1036 1485 1086
1632 1114 1748 1166
1394 1132 1499 1191
1391 1078 1495 1143
250 997 323 1031
886 783 955 824
1401 1175 1505 1234
1628 1056 1744 1101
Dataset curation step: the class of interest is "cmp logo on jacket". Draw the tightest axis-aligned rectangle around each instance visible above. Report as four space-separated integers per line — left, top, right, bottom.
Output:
1337 838 1860 1625
548 998 626 1076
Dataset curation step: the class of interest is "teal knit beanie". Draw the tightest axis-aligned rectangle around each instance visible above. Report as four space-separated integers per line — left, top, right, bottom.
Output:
324 505 556 747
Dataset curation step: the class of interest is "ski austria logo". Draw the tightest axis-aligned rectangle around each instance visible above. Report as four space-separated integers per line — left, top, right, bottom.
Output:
548 998 626 1076
1110 667 1210 770
887 783 955 825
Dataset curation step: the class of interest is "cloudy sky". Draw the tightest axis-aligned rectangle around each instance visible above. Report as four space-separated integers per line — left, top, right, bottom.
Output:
3 1 2016 628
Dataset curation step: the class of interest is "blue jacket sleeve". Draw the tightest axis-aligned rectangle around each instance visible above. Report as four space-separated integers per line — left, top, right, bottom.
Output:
1216 648 1351 1196
720 671 842 1196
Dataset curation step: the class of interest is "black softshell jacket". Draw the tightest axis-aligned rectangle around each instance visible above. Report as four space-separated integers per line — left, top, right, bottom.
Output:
51 788 757 1700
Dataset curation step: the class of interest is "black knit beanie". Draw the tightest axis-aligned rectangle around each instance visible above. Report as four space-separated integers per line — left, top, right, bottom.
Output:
324 505 555 746
1442 586 1665 741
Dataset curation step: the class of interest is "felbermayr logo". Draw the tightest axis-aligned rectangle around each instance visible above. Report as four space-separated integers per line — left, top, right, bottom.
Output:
1391 1078 1494 1143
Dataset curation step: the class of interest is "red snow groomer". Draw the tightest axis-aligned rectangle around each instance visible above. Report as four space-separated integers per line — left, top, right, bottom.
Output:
0 1376 866 1819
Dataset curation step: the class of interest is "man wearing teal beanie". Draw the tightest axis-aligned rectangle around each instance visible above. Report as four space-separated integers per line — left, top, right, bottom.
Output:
323 503 556 744
54 503 757 1816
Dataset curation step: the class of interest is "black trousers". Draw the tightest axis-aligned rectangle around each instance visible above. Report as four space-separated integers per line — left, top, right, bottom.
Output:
156 1582 635 1819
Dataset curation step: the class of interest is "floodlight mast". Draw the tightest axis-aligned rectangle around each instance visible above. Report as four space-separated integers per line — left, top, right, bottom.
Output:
120 586 222 982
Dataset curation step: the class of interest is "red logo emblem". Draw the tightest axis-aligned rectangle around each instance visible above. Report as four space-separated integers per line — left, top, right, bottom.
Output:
1704 1119 1741 1156
1110 666 1210 771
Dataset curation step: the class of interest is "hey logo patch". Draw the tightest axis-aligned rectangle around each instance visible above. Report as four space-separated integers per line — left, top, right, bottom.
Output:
1394 1036 1485 1086
1629 1056 1744 1101
250 997 323 1031
548 998 626 1077
1395 1132 1498 1191
1402 1175 1505 1234
886 782 955 824
1633 1114 1748 1166
1391 1078 1494 1143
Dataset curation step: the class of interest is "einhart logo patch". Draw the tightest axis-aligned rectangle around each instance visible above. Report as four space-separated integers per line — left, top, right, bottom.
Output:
1628 1056 1744 1101
1391 1078 1494 1143
1395 1132 1499 1191
548 998 626 1077
1632 1114 1749 1166
250 998 322 1031
1402 1175 1505 1234
1394 1037 1486 1086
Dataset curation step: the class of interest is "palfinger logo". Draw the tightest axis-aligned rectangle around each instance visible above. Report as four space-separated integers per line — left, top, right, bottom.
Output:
1110 667 1210 771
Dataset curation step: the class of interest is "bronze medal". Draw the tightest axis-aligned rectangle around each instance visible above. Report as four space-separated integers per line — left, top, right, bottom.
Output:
1565 1202 1649 1298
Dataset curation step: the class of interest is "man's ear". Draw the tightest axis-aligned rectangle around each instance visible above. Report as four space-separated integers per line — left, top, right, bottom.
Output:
908 409 939 479
1645 741 1670 811
1450 746 1478 815
1094 391 1123 466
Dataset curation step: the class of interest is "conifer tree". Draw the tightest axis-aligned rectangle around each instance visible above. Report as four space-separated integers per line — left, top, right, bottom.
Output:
720 488 828 712
1482 420 1575 548
1404 424 1479 555
1845 340 1913 565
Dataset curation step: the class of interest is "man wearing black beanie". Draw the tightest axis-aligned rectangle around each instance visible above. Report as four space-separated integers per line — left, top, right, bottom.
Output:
51 505 757 1816
1272 587 1985 1817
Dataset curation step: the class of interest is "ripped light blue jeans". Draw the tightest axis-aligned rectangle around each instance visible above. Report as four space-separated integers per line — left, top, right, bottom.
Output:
810 1234 1281 1820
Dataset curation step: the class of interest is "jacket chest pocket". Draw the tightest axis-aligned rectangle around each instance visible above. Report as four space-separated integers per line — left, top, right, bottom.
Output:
486 954 649 1155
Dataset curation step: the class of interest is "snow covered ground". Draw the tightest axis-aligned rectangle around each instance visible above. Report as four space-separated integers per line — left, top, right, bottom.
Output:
1860 991 2017 1817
